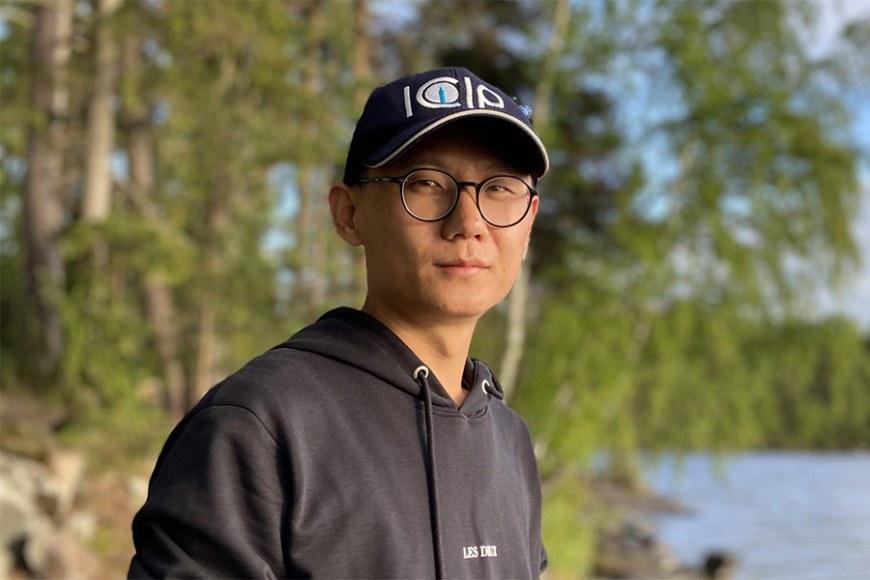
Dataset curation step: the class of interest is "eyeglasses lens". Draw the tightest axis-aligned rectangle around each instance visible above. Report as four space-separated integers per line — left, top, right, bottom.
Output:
478 176 531 227
402 170 530 226
402 170 456 221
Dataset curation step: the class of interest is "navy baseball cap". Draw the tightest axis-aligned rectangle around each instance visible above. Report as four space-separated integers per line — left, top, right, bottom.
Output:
342 67 549 183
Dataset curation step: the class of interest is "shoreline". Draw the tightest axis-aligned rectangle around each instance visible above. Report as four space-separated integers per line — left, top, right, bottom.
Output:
587 474 737 580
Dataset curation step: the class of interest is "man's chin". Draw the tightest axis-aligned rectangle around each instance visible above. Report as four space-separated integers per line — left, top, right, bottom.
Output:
424 296 499 322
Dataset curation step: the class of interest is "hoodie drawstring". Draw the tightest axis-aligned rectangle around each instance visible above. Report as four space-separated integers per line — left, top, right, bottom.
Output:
414 365 444 580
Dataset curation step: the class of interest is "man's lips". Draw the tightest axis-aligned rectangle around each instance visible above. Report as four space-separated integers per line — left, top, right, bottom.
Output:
436 259 490 271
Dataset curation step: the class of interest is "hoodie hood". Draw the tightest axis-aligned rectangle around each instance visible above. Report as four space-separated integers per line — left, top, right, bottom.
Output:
275 307 504 416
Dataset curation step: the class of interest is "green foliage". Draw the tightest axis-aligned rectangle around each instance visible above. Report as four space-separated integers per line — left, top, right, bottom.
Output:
58 394 173 474
746 317 870 447
55 259 153 407
0 226 41 389
652 0 860 298
516 290 870 459
541 478 594 579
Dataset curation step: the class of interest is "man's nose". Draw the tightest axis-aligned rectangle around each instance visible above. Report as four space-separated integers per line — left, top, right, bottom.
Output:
442 186 486 240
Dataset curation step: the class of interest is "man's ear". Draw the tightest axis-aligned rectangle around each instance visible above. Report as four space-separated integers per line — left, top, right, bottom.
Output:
528 192 540 223
522 194 539 261
328 183 363 246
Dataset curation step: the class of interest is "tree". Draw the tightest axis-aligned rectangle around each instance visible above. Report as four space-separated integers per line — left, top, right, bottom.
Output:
500 0 572 399
117 4 186 418
21 0 74 377
81 0 123 228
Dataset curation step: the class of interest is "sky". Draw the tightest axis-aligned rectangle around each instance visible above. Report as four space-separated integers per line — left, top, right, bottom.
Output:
809 0 870 329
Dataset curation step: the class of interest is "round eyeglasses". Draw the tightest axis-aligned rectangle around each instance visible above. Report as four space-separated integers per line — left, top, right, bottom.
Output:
352 168 537 228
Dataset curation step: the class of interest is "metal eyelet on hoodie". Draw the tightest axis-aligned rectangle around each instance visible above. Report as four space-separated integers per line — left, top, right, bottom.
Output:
481 379 491 395
414 365 429 380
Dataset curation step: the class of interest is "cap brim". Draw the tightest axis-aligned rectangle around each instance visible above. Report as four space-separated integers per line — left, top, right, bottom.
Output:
365 109 549 178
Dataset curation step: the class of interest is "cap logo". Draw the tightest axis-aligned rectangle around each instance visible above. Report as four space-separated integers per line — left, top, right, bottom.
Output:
404 75 506 118
417 77 461 108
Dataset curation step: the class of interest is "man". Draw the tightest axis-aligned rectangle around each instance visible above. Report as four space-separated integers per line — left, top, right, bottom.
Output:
129 66 549 579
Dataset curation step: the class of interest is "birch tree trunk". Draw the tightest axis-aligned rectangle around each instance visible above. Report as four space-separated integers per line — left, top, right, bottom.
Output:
499 0 570 400
81 0 123 226
23 0 74 375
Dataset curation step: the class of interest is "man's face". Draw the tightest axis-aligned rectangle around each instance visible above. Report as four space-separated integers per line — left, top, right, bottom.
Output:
345 123 539 324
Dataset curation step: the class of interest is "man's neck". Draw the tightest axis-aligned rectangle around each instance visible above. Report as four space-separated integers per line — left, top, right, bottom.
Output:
362 300 477 407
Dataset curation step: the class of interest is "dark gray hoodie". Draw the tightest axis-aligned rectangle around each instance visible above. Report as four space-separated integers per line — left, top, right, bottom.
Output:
129 307 546 579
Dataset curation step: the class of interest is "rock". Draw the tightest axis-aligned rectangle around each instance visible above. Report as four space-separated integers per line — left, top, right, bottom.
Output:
66 511 97 542
703 551 737 579
0 447 85 521
15 521 99 580
593 519 680 578
4 501 101 580
1 449 101 579
0 452 49 505
0 474 35 549
46 449 86 518
588 474 687 514
20 518 56 576
0 547 10 579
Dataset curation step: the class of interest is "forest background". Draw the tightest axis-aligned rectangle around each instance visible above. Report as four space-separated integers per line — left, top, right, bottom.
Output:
1 0 868 577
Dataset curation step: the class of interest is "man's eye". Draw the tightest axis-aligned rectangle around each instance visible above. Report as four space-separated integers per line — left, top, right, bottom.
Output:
409 178 444 190
484 178 526 196
485 184 520 195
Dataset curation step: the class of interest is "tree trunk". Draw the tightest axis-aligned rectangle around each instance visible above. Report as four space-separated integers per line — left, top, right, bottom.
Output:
188 192 227 408
82 0 123 226
350 0 373 300
352 0 372 103
293 2 329 317
23 0 74 376
122 35 186 418
190 289 218 408
500 0 570 400
499 262 529 401
294 164 315 315
143 277 186 418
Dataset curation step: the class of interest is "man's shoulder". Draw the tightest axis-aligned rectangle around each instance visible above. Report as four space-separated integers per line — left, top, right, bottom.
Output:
489 397 533 437
195 342 339 423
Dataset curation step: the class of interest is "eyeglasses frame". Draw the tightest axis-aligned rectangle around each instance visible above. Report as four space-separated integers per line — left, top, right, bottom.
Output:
351 167 538 228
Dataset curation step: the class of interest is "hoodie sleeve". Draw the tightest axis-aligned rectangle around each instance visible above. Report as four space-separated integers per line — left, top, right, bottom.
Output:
128 404 288 579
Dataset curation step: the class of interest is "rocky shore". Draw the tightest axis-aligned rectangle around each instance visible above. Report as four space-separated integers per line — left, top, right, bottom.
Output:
0 393 147 578
587 475 736 579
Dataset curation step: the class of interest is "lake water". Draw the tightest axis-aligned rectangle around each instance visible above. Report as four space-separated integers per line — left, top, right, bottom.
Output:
643 452 870 580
